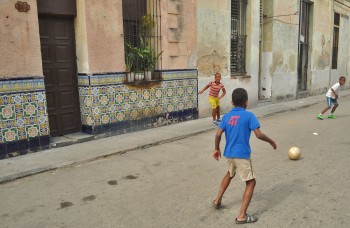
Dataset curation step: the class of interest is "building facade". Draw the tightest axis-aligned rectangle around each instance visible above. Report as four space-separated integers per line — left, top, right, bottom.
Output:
0 0 198 158
260 0 350 101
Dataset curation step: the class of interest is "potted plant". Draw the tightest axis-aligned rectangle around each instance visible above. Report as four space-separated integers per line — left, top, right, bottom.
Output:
144 50 163 81
125 43 135 82
123 14 162 82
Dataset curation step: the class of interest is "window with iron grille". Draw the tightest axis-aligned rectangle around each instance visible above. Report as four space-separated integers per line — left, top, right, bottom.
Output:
122 0 161 78
231 0 247 75
332 12 340 69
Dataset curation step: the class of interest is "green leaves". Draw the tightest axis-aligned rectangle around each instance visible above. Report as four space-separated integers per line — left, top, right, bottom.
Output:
125 38 161 72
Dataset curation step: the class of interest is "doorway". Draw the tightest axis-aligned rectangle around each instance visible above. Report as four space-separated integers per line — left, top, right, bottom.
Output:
297 0 312 91
39 17 81 136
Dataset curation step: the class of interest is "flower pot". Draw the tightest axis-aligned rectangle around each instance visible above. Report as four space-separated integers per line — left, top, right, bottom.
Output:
145 71 152 81
127 72 135 82
135 72 145 81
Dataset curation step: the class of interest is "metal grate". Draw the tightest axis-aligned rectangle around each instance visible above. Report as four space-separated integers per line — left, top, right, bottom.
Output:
122 0 162 78
231 35 247 74
332 13 340 69
230 0 247 75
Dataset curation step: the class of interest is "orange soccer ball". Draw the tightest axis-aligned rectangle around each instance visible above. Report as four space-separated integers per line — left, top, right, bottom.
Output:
288 147 301 160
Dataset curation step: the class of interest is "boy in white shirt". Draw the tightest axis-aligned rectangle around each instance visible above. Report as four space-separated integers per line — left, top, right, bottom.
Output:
317 76 346 120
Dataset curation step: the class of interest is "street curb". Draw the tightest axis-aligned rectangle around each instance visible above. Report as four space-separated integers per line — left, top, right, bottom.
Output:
0 128 215 184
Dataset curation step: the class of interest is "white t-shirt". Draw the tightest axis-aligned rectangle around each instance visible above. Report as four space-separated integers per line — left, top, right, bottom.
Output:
326 82 341 99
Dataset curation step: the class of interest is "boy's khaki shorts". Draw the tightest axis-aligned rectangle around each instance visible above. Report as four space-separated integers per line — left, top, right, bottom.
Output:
208 96 220 109
226 158 255 181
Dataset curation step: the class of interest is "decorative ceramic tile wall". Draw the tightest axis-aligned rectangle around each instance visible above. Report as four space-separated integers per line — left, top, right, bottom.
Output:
0 79 50 158
78 70 198 134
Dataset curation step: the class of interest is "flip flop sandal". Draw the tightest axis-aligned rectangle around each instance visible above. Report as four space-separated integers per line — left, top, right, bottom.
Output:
212 200 221 209
235 214 258 224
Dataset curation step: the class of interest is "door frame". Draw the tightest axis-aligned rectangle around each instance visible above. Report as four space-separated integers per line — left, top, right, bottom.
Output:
38 5 81 136
297 0 313 91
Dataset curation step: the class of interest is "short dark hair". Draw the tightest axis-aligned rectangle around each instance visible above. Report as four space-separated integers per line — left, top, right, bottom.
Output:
339 76 346 81
232 88 248 107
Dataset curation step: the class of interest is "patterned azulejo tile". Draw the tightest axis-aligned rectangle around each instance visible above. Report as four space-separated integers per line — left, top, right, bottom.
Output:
0 105 15 120
25 125 40 138
78 74 198 127
2 128 18 142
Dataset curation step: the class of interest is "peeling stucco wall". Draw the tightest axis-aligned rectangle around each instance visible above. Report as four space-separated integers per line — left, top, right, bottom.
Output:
196 1 230 78
261 0 299 100
263 0 350 99
196 0 231 117
311 1 332 71
331 0 350 90
0 0 43 78
197 50 229 76
337 12 350 81
310 0 350 94
196 1 260 117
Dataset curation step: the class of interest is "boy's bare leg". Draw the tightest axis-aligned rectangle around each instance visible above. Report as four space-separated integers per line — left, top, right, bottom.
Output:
331 104 338 113
236 179 256 221
216 106 221 120
212 108 217 121
321 106 331 114
214 172 234 204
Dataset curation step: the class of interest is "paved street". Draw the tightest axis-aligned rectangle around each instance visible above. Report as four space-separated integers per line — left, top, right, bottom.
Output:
1 95 350 228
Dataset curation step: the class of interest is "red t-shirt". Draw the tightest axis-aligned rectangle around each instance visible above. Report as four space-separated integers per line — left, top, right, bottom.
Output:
208 81 225 98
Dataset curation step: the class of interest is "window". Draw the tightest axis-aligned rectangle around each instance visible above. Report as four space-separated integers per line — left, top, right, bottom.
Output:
332 12 340 69
230 0 247 75
122 0 161 77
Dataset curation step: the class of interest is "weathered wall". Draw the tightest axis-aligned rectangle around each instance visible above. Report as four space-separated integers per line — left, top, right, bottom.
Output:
196 0 231 117
245 0 260 106
0 0 43 78
309 0 350 94
196 0 261 117
75 0 125 74
196 1 230 77
160 0 197 70
260 0 274 99
269 0 299 101
263 0 350 99
335 1 350 88
309 0 332 95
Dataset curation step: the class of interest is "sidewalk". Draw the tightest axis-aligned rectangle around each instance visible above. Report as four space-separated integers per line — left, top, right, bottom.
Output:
1 90 349 184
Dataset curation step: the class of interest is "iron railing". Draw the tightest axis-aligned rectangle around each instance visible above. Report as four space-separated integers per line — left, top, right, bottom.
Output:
122 0 162 80
231 0 247 75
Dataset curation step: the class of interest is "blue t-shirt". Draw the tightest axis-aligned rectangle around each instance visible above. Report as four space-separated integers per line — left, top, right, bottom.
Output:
219 107 260 159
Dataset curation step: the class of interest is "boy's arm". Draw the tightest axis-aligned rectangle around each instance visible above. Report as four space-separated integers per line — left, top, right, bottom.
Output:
214 128 224 160
253 128 277 149
218 88 226 99
331 88 338 99
198 84 210 95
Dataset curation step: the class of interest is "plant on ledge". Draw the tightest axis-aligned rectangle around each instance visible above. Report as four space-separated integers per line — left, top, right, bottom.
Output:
124 14 162 82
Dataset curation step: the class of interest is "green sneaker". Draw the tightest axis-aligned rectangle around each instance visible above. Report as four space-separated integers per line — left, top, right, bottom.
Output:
328 114 336 119
316 114 323 120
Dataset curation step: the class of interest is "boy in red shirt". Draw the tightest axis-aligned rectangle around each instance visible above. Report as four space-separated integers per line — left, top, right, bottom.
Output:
199 72 226 126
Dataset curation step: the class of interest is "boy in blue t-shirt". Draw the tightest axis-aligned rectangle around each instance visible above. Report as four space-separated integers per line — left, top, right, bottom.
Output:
212 88 277 224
